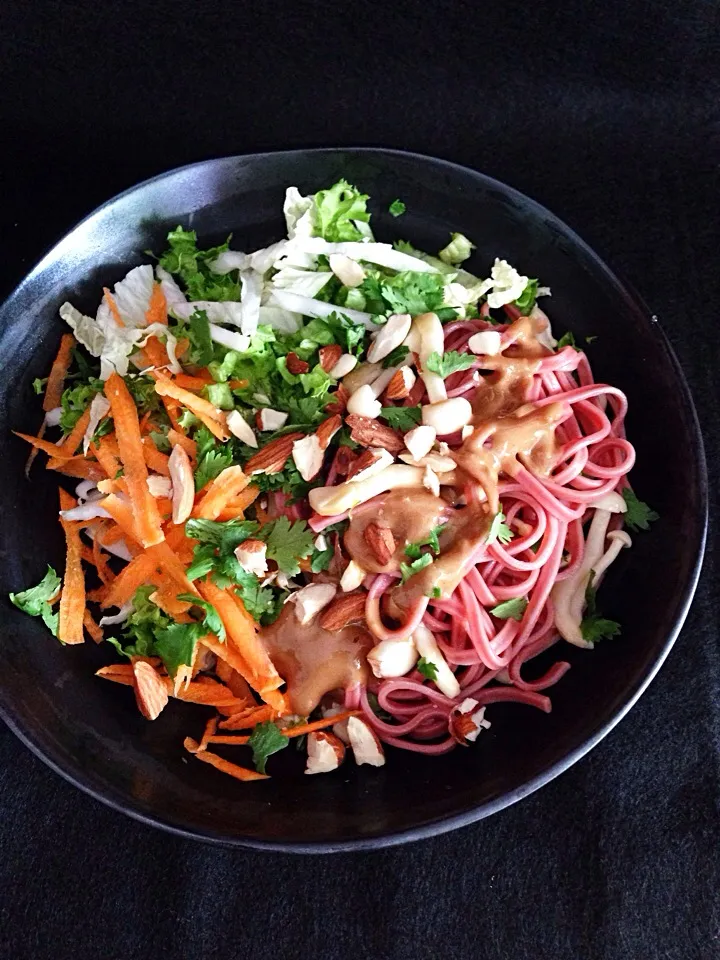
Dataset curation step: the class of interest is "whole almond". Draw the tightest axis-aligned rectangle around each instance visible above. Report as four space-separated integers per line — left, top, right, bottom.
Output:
318 344 343 373
319 591 367 631
132 661 169 720
364 522 396 565
286 352 310 375
315 413 342 450
244 432 305 475
345 414 404 453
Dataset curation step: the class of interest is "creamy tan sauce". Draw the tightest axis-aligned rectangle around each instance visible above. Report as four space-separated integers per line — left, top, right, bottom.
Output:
261 605 372 716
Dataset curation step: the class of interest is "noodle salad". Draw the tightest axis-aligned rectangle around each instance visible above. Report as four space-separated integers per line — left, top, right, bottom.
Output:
9 181 658 779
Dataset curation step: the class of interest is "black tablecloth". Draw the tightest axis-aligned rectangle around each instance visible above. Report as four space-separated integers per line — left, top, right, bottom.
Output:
1 2 718 957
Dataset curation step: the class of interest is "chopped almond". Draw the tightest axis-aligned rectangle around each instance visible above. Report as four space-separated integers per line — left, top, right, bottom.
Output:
340 560 366 592
346 384 381 419
404 425 436 461
227 410 258 447
319 591 367 630
291 582 337 624
132 660 169 720
364 522 396 565
315 414 342 450
329 354 358 379
244 432 304 475
383 366 416 401
347 447 394 482
256 408 289 432
292 434 325 481
345 415 404 453
234 538 268 576
318 343 343 373
305 731 346 774
347 716 385 766
286 351 310 375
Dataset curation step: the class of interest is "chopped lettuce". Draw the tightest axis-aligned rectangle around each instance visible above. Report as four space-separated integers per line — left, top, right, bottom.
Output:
314 180 370 242
9 566 61 636
439 232 475 265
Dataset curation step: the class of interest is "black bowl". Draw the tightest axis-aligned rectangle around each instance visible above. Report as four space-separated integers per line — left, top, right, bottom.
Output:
0 149 707 851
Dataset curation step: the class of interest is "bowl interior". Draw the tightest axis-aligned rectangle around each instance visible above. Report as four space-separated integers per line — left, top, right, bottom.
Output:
0 149 706 850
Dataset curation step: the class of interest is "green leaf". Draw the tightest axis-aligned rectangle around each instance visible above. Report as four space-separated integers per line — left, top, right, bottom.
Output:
382 345 409 369
426 350 475 379
154 622 203 678
314 180 370 242
556 331 579 351
311 545 333 573
186 544 217 582
247 720 289 773
405 524 447 559
622 488 659 532
428 586 442 599
389 199 406 217
177 593 226 641
417 657 439 681
581 579 621 646
59 378 103 434
400 553 433 583
148 429 170 453
159 227 239 302
193 426 234 491
513 278 538 313
120 585 170 654
487 510 513 546
379 406 422 431
205 382 234 410
126 375 163 417
490 596 528 621
435 307 459 322
439 232 475 265
185 517 259 554
186 309 214 366
380 271 446 316
366 690 392 722
259 517 315 576
32 377 48 395
322 311 367 356
9 566 61 637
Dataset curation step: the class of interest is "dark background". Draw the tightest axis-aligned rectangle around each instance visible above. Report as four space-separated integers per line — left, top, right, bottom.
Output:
1 1 719 958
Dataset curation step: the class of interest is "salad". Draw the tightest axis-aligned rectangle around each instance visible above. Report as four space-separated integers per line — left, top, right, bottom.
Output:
10 180 657 780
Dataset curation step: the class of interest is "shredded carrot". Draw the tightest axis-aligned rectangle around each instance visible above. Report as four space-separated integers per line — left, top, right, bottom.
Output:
228 379 249 390
198 582 283 701
101 524 125 545
145 283 167 326
280 711 360 739
45 456 105 481
83 609 104 644
15 431 73 460
173 373 214 391
168 428 196 460
97 476 128 496
96 666 246 711
58 490 85 645
80 545 95 566
143 335 169 368
198 716 219 751
218 705 276 730
101 552 159 609
193 466 250 520
101 493 141 544
103 288 124 326
183 738 268 781
163 523 196 564
15 406 91 462
175 338 190 359
90 437 121 478
145 540 199 597
87 584 109 603
154 377 230 441
200 633 256 693
138 410 153 434
214 659 254 702
205 734 251 746
161 396 183 433
104 372 164 547
140 436 170 476
149 584 193 621
24 420 45 477
43 333 75 412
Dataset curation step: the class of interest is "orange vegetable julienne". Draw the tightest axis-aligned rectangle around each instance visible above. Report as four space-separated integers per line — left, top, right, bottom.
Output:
173 373 215 391
145 540 200 597
141 436 170 476
217 705 277 731
142 335 169 368
45 456 105 481
193 466 250 520
58 490 85 645
83 609 104 644
153 377 230 441
14 431 78 461
168 429 197 460
43 333 75 412
96 667 244 710
92 527 115 585
280 711 360 739
103 287 124 326
90 437 121 478
214 658 254 702
145 283 168 326
15 403 91 463
100 493 141 544
101 552 159 609
103 372 164 548
183 738 268 781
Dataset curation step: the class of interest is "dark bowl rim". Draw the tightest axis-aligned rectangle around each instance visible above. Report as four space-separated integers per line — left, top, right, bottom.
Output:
0 146 708 853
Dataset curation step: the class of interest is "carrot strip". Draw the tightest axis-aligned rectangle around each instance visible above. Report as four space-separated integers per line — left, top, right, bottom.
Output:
103 288 124 326
228 379 249 390
214 659 254 702
80 545 95 566
161 396 183 433
168 429 196 460
14 428 83 462
198 582 283 700
193 466 249 520
101 524 125 545
149 584 193 620
205 734 251 746
173 373 214 391
141 436 170 476
101 493 141 544
198 717 219 751
143 336 169 368
101 552 159 609
154 377 229 440
183 738 268 781
90 437 121 478
96 667 245 711
145 540 200 597
163 523 196 564
145 283 167 326
58 490 85 645
280 711 360 739
83 609 104 643
45 457 105 481
104 372 164 547
175 338 190 359
43 333 75 412
218 705 276 730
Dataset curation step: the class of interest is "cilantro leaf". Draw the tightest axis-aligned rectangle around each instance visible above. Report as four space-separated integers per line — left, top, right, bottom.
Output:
380 271 446 316
159 227 239 302
193 426 234 491
314 180 370 243
426 351 475 378
248 720 289 774
556 331 579 351
186 544 217 582
259 518 314 576
183 309 214 367
417 657 439 681
59 378 103 434
435 307 459 322
380 406 422 431
185 518 259 554
581 579 621 646
154 622 203 678
322 312 367 355
405 524 447 559
9 566 61 636
487 510 513 546
490 596 528 621
400 553 433 583
177 593 226 641
389 199 406 217
513 278 538 313
311 544 334 573
382 345 409 369
622 488 659 532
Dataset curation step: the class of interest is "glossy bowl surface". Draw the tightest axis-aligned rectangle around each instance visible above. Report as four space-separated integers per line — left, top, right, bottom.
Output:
0 149 707 851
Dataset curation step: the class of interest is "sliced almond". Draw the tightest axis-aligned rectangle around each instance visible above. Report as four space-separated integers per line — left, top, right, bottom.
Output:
286 351 310 375
168 444 195 525
256 408 289 432
364 522 396 565
292 434 325 481
367 313 412 364
226 410 258 448
340 560 366 592
315 413 342 450
367 637 418 679
347 447 394 482
404 424 436 461
383 366 416 400
132 660 169 721
318 343 343 373
319 591 367 630
234 538 268 576
147 474 173 499
245 432 304 475
347 716 385 766
346 383 382 419
305 731 346 774
329 354 358 379
313 534 328 552
290 582 337 624
325 383 349 415
449 698 491 745
345 414 404 453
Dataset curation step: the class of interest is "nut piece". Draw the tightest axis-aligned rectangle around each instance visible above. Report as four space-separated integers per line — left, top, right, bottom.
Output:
422 464 440 497
340 559 366 592
227 410 258 448
347 447 394 482
346 383 382 419
383 366 416 400
244 432 305 475
468 330 502 356
291 582 337 625
292 434 325 481
305 730 346 774
315 413 342 450
398 452 456 473
329 353 358 379
345 414 404 453
286 351 310 374
364 522 396 565
234 538 268 576
147 474 173 499
449 698 492 745
347 716 386 767
461 425 474 440
132 661 169 721
343 361 383 395
319 591 367 630
318 343 343 373
367 637 418 679
421 396 473 435
404 424 436 461
367 313 412 364
168 444 195 525
325 384 349 415
329 253 366 288
256 408 289 432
